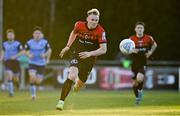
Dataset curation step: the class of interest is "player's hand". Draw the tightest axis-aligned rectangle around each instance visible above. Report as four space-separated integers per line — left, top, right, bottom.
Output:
146 51 152 59
79 51 92 59
131 48 139 54
59 46 70 58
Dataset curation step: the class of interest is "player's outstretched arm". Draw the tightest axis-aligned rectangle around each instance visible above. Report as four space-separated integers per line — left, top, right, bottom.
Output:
59 31 77 58
79 43 107 59
146 41 157 58
45 48 52 64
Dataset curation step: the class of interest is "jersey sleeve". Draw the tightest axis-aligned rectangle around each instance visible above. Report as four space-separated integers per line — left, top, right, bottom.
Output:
2 43 5 51
24 42 30 50
129 36 133 40
45 41 51 51
149 36 155 43
148 36 155 47
129 36 136 44
98 30 107 44
18 44 23 51
17 42 23 51
73 21 81 34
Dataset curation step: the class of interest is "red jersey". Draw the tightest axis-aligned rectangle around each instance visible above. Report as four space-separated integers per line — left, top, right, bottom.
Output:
72 21 107 53
130 34 154 53
129 34 155 65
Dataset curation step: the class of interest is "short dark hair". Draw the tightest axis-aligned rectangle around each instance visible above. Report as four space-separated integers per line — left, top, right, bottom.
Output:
6 29 15 34
33 26 42 32
135 21 145 27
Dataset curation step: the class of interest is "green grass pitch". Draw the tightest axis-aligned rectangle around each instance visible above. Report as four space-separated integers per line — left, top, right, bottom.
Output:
0 90 180 115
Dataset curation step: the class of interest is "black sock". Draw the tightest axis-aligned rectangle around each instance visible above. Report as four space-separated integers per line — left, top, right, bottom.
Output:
138 82 143 90
133 85 138 98
60 79 73 101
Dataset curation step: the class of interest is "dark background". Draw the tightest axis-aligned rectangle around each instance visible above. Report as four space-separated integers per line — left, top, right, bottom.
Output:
3 0 180 60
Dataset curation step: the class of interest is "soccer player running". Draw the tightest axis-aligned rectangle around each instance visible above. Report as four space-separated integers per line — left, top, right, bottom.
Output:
56 8 107 110
25 27 52 100
0 29 24 97
130 22 157 105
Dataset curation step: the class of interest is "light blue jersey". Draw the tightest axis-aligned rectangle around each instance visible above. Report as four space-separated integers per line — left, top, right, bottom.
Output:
3 40 23 61
25 38 50 66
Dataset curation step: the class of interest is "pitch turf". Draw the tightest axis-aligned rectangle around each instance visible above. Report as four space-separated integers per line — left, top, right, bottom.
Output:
0 90 180 115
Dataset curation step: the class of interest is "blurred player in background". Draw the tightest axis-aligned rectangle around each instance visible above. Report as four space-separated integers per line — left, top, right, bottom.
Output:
25 27 52 100
56 8 107 110
130 21 157 105
0 29 24 97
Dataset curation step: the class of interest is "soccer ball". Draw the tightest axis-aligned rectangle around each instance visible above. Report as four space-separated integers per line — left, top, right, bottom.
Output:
119 39 135 55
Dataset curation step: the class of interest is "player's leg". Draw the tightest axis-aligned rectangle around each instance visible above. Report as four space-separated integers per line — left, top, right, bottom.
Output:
137 66 146 90
132 79 138 98
61 66 78 100
136 65 146 102
35 74 43 85
5 70 14 96
33 65 45 99
12 60 21 89
131 68 139 98
131 66 142 105
56 66 78 110
136 72 145 102
12 73 20 89
131 62 146 104
132 78 142 105
73 78 85 92
29 70 37 99
34 65 45 87
137 72 144 89
4 60 14 97
73 62 93 92
28 64 37 99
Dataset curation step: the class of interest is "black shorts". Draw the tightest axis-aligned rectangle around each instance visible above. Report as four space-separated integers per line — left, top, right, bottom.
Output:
29 64 45 75
4 60 20 73
131 54 147 79
70 55 95 83
131 63 146 80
